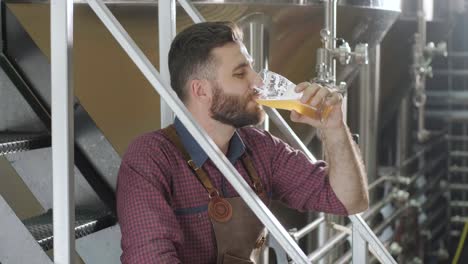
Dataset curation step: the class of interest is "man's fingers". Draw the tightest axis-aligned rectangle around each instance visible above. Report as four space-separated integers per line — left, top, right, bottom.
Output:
299 83 321 103
308 87 331 106
324 92 342 106
294 82 312 93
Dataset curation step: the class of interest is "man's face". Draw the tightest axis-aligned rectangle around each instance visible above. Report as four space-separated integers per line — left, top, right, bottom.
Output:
209 42 264 128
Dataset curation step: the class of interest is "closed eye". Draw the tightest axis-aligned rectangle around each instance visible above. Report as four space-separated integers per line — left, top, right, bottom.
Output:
234 72 246 78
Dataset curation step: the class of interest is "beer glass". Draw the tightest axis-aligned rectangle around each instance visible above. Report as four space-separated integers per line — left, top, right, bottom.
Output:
254 70 332 121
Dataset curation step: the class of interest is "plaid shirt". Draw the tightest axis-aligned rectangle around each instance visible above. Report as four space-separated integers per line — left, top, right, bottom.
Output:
116 119 347 264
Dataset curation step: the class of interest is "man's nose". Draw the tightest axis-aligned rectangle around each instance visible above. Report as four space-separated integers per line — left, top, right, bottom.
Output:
251 70 264 89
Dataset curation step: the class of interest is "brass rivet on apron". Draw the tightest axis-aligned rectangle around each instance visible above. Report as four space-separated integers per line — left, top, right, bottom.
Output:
208 196 233 223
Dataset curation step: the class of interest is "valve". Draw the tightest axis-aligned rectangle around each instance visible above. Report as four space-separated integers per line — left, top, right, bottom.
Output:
392 189 410 203
330 41 368 66
417 65 433 78
337 81 347 94
336 41 351 64
320 29 330 44
389 242 402 255
425 41 448 57
354 43 369 65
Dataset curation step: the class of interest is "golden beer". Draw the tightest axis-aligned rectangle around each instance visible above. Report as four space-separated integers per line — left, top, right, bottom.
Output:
256 99 333 121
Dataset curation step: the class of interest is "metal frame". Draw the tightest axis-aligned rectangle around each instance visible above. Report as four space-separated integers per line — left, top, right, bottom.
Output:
1 2 117 214
86 0 310 262
51 0 75 262
158 0 176 127
0 195 52 264
47 0 397 262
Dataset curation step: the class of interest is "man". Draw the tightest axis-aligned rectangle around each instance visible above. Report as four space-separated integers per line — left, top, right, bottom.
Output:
117 21 368 264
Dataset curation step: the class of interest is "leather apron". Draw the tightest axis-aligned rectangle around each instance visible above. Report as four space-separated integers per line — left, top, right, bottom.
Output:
162 126 269 264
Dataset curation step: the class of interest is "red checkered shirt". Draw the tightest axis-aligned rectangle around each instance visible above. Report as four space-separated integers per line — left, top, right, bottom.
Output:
116 119 348 264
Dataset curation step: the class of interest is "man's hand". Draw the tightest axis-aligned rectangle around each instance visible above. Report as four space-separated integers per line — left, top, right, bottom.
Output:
290 83 368 214
290 82 344 129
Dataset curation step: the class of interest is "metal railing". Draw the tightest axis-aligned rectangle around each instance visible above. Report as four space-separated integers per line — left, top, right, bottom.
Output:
50 0 397 263
87 0 309 262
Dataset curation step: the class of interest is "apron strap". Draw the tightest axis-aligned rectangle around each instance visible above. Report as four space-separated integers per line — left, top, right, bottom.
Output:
161 125 217 195
161 125 264 197
241 155 265 196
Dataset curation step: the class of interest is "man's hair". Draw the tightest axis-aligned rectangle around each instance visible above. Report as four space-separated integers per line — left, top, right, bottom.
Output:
168 21 243 102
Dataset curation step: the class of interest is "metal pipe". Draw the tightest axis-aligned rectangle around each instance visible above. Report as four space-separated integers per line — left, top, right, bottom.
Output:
399 134 446 169
429 221 448 240
449 183 468 191
408 153 446 185
423 206 447 228
238 13 271 131
307 212 396 263
327 0 337 83
451 151 468 157
308 230 348 262
451 201 468 208
177 0 205 23
451 216 468 224
422 190 444 211
420 169 445 194
353 226 368 264
449 135 468 141
159 0 176 127
426 110 468 121
264 108 317 162
336 241 393 264
374 205 408 235
51 0 75 263
427 91 468 105
396 95 411 175
318 2 338 261
448 52 468 57
349 215 397 264
86 1 309 263
449 166 468 173
414 0 429 142
359 45 380 188
417 0 427 45
362 195 394 220
368 177 387 191
433 69 468 76
237 13 271 263
292 216 325 241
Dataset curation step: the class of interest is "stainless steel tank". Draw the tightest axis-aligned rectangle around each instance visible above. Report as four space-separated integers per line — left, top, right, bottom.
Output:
5 0 401 154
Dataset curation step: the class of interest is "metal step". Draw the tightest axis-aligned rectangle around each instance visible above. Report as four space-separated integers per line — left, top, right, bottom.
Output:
0 132 50 155
22 209 115 251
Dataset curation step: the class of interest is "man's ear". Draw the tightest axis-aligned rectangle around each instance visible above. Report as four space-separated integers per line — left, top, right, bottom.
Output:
188 79 212 104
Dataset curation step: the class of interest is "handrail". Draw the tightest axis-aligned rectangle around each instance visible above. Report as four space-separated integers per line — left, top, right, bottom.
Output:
86 0 309 263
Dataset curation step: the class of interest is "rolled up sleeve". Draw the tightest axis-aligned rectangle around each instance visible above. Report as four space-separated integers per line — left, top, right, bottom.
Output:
268 133 348 215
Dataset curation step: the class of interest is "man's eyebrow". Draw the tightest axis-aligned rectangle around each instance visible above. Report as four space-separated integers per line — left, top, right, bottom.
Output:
232 62 250 72
232 60 254 72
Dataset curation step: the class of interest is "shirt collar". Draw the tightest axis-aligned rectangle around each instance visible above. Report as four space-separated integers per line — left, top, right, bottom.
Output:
173 118 246 168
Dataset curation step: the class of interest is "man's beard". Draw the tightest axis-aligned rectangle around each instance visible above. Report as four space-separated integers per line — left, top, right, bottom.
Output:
210 81 264 128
